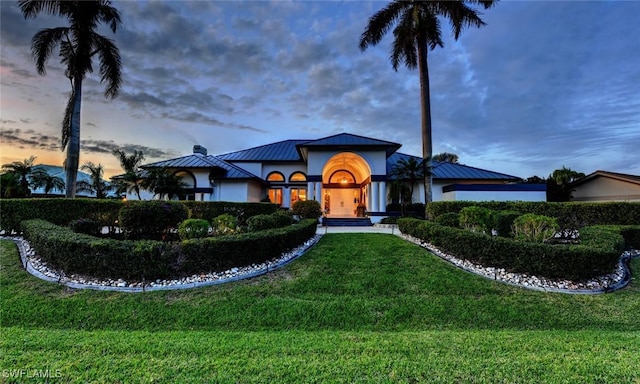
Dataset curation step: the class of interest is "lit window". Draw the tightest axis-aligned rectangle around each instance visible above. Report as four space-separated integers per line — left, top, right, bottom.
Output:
268 188 283 205
290 188 307 205
267 172 285 182
290 172 307 182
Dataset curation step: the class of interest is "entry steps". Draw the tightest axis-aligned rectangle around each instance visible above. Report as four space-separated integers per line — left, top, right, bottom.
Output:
322 217 373 227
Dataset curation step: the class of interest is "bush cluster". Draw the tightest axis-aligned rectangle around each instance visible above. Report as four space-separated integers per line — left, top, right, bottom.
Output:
459 206 494 234
118 201 189 240
182 201 278 226
398 218 634 281
379 216 399 225
434 212 459 228
427 201 640 227
211 214 239 235
21 218 318 281
292 200 322 219
178 219 210 240
512 214 559 243
247 211 292 232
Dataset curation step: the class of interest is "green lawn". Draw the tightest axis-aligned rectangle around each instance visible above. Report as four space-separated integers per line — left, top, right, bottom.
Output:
1 234 639 383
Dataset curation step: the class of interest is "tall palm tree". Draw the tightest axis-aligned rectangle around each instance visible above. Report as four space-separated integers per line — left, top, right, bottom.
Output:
1 156 37 197
360 0 495 204
76 162 113 199
111 149 145 199
548 166 585 202
19 0 122 198
29 168 65 195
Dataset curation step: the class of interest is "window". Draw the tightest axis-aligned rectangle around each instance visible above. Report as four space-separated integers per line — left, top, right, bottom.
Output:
268 188 283 205
267 172 285 182
290 188 307 206
289 172 307 182
329 170 356 184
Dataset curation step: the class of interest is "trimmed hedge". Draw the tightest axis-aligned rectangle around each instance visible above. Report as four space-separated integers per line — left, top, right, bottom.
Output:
247 211 292 232
0 199 280 234
119 201 189 240
426 201 640 227
0 198 121 234
398 218 634 281
20 218 317 281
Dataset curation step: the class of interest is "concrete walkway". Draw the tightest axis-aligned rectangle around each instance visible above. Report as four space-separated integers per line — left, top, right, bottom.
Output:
315 224 399 235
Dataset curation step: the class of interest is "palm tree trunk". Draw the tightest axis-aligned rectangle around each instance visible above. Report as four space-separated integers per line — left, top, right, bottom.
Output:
417 38 433 205
65 76 83 198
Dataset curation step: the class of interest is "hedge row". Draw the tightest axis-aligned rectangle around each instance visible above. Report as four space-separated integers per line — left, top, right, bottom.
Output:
397 218 635 281
1 199 121 233
427 201 640 227
20 219 318 281
0 199 280 233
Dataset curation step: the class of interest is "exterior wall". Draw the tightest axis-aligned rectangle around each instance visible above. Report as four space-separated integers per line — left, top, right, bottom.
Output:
306 150 385 177
246 180 263 202
572 177 640 202
217 181 250 202
232 162 262 177
261 163 307 180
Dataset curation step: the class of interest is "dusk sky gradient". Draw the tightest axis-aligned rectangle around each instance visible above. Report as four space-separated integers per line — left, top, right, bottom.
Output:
1 0 639 179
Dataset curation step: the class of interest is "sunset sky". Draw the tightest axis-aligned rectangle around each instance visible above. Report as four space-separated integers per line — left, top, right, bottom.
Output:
1 0 639 179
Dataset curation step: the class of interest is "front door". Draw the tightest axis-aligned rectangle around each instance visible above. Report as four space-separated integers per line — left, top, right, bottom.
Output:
325 188 357 217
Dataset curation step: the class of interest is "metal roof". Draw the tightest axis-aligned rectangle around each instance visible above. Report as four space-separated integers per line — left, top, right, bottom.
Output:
297 133 401 158
386 153 520 181
218 140 308 162
571 170 640 187
141 154 260 180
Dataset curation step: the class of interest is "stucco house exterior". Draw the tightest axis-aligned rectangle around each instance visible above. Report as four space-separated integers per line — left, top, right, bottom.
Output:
570 170 640 202
133 133 545 222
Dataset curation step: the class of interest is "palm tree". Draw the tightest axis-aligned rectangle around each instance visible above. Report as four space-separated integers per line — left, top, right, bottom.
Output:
433 152 459 163
76 162 113 199
141 168 187 200
1 156 37 197
0 173 23 198
360 0 495 204
111 149 145 199
390 157 427 206
29 168 65 195
548 166 585 202
19 0 122 198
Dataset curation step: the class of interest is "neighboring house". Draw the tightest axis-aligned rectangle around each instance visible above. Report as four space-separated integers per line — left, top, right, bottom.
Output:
570 170 640 202
28 165 106 198
132 133 544 222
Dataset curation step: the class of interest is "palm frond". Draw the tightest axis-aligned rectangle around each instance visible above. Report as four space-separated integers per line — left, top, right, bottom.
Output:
359 0 408 51
31 27 68 75
92 33 122 99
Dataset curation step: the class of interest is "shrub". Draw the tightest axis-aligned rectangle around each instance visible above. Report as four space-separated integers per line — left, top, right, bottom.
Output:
118 201 189 240
180 202 279 226
69 218 102 236
494 210 521 237
434 212 460 228
211 213 239 235
459 206 494 234
380 217 399 225
178 219 210 240
512 214 559 243
247 211 293 232
292 200 322 220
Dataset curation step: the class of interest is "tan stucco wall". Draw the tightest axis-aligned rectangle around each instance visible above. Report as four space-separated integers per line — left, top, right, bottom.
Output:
572 177 640 202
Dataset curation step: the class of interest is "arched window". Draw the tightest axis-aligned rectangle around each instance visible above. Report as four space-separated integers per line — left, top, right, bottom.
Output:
289 172 307 182
329 170 356 184
266 171 285 182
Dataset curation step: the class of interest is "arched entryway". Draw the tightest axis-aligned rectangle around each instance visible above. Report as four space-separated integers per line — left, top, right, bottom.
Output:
322 152 371 218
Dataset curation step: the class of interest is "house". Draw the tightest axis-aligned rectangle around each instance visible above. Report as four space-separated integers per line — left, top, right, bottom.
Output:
135 133 544 222
27 165 106 198
570 170 640 202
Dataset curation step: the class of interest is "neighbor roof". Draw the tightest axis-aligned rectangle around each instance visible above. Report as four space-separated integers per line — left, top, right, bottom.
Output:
386 153 520 181
571 170 640 187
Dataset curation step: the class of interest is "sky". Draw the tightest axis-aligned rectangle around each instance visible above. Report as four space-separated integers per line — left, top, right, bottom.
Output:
1 0 639 180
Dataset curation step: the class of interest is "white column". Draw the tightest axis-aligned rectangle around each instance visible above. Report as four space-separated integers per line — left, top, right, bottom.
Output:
371 182 379 212
315 182 322 201
283 187 291 208
308 182 315 200
379 181 386 212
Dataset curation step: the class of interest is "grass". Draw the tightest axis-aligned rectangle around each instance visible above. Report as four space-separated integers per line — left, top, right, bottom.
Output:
1 234 639 383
